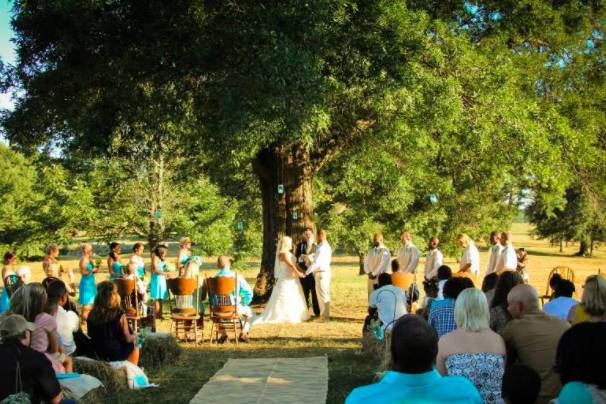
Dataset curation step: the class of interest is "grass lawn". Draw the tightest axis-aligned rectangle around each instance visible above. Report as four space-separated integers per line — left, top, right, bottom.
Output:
17 223 606 403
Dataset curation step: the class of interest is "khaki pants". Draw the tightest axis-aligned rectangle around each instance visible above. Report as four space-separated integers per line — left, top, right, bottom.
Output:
314 271 331 320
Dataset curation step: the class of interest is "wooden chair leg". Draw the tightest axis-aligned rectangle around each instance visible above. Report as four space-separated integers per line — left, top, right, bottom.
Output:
233 321 238 346
209 321 214 344
194 321 199 346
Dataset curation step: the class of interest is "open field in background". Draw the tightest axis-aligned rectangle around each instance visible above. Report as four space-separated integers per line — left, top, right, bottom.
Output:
9 223 606 403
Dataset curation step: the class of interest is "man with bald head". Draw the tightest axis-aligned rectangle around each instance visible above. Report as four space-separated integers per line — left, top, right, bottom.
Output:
502 284 570 403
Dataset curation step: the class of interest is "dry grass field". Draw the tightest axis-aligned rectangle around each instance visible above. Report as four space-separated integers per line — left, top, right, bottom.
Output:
12 223 606 403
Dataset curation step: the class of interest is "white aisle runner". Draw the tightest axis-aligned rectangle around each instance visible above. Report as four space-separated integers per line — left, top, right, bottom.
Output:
189 356 328 404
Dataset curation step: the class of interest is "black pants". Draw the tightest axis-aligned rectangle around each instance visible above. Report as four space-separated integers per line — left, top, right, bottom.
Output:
300 274 320 316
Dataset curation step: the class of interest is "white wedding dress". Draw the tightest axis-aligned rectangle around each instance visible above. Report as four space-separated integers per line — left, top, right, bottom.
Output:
253 252 310 325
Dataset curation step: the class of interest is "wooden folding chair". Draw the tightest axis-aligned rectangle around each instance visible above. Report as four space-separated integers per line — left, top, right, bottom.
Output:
540 266 575 305
113 278 142 332
206 274 241 345
167 277 202 345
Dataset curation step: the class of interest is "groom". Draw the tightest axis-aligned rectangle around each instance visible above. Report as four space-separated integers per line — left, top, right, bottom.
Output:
305 229 332 321
295 227 320 316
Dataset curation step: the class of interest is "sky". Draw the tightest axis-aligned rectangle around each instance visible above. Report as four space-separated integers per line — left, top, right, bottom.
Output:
0 0 15 110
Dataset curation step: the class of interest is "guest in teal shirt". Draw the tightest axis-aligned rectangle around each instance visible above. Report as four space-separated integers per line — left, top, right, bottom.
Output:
346 315 482 404
554 322 606 404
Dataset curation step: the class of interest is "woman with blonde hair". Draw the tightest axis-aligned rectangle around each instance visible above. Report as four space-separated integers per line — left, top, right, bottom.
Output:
568 275 606 325
87 281 138 364
9 283 73 374
437 288 506 403
78 243 99 321
43 243 76 296
177 237 192 272
253 236 310 325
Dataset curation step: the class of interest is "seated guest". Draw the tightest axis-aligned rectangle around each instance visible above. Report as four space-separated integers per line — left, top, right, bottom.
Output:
428 277 473 338
554 322 606 403
436 265 452 300
46 280 79 356
502 364 541 404
123 263 148 311
87 281 139 365
567 274 606 325
0 314 63 404
437 288 506 403
543 280 577 321
547 273 563 302
482 272 499 306
345 315 482 403
369 273 407 332
490 271 523 334
212 256 253 343
502 285 570 403
9 283 72 374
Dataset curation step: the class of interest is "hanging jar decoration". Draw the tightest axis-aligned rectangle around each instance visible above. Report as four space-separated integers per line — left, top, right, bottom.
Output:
429 194 438 204
292 212 299 220
155 209 162 219
277 184 285 194
236 222 244 231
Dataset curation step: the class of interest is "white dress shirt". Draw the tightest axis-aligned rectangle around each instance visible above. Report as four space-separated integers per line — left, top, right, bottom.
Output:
364 245 392 277
460 242 480 275
396 243 420 273
306 241 332 275
486 244 504 275
424 249 444 280
497 244 518 271
369 285 407 331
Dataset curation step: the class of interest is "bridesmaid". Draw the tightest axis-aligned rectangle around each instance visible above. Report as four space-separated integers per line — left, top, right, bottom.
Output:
129 242 146 281
107 242 123 280
79 243 99 320
43 243 76 296
1 252 18 313
150 244 169 319
177 237 192 272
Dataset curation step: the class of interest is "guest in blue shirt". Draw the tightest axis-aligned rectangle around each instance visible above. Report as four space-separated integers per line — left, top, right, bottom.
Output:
428 277 474 338
543 280 578 321
346 314 482 404
212 256 253 343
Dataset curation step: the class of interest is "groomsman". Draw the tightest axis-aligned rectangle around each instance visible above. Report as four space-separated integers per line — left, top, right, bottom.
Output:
497 231 517 273
295 227 320 316
397 232 420 274
485 231 503 276
363 233 392 299
423 237 444 281
305 229 332 321
456 233 480 275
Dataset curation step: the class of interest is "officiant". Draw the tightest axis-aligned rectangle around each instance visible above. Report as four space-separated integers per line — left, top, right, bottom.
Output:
295 227 320 317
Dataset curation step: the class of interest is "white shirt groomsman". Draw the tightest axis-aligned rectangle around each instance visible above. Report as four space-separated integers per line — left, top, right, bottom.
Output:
496 231 517 272
485 231 504 276
305 229 332 321
364 233 392 299
396 232 420 274
424 237 444 281
456 233 480 275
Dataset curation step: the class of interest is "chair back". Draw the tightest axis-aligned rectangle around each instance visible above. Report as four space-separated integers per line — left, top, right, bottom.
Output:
167 277 199 315
206 275 238 316
113 278 138 316
391 272 414 291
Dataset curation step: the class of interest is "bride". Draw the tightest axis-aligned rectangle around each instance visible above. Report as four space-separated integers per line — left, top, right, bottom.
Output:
253 236 310 325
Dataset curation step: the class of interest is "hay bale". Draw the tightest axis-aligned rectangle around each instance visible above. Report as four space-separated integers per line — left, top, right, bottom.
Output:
139 333 182 370
73 357 128 395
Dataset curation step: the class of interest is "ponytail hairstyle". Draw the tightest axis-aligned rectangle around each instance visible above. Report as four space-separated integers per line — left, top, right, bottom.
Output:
109 242 120 260
154 244 168 261
3 251 17 266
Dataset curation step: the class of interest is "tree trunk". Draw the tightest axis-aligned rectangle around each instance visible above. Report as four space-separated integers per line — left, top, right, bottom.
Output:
147 143 165 255
576 239 588 257
559 238 563 253
252 143 315 301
